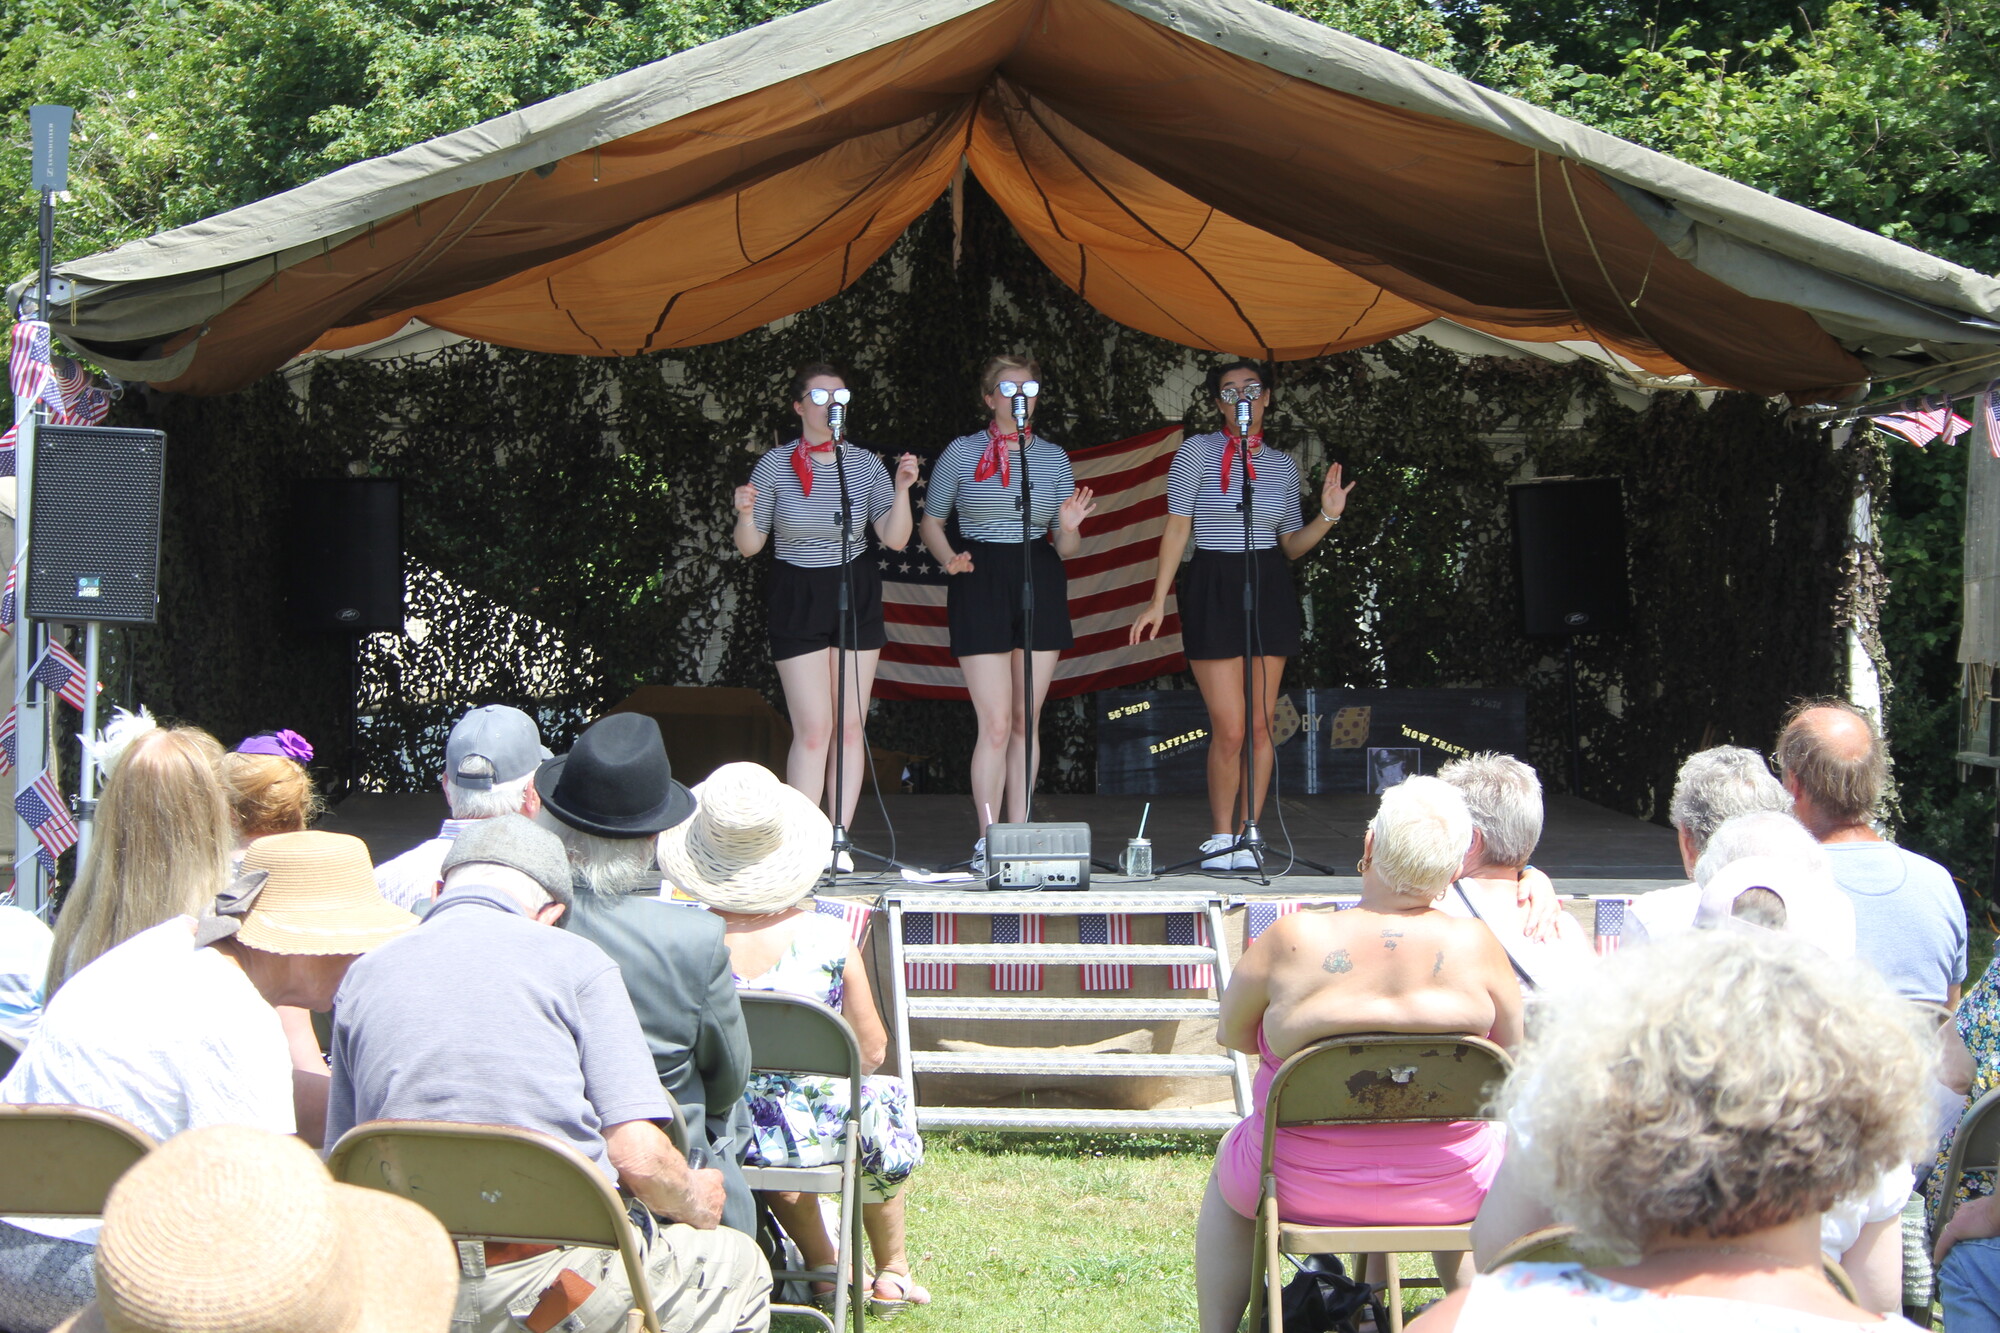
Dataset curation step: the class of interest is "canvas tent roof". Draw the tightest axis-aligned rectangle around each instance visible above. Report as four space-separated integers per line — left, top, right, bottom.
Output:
20 0 2000 399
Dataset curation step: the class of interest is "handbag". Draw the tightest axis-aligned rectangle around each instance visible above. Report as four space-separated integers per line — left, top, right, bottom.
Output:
1264 1252 1384 1333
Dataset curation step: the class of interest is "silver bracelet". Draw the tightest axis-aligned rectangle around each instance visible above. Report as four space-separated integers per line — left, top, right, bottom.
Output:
1320 509 1340 524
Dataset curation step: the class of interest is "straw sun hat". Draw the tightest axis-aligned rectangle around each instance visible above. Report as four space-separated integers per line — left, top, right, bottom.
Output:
658 762 832 914
234 830 415 954
54 1124 457 1333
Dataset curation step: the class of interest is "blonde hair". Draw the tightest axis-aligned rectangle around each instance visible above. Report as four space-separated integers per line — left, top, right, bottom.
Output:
1498 928 1935 1256
218 752 322 840
1366 775 1472 902
47 726 234 995
978 354 1040 402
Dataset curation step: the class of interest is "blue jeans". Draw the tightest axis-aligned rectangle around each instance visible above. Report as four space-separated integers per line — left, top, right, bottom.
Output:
1941 1236 2000 1332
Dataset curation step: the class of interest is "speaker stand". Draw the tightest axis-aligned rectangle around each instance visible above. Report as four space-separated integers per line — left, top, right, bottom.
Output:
335 631 363 804
72 624 103 864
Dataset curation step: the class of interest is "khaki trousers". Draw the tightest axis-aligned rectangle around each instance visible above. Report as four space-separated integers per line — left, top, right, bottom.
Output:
453 1216 769 1333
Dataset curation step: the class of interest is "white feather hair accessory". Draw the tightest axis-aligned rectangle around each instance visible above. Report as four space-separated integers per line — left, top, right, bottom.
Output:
81 706 159 781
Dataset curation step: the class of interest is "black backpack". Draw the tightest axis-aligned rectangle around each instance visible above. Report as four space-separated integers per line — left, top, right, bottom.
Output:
1264 1253 1386 1333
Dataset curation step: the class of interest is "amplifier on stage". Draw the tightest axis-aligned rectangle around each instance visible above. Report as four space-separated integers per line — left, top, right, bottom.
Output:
984 822 1091 890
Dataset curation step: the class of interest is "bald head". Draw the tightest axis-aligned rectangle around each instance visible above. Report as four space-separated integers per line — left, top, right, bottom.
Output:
1776 701 1887 837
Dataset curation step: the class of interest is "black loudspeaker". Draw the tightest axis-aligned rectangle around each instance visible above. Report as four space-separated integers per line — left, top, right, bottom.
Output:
1509 477 1631 637
27 425 166 625
287 479 403 632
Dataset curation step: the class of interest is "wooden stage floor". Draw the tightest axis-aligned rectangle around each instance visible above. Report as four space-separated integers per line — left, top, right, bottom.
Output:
321 789 1683 897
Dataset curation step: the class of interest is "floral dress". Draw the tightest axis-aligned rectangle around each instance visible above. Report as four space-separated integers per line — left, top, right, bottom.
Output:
1925 946 2000 1225
737 914 923 1202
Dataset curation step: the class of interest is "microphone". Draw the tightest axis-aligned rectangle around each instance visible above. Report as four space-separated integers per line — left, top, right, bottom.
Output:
828 400 847 444
1236 397 1252 437
1012 394 1029 438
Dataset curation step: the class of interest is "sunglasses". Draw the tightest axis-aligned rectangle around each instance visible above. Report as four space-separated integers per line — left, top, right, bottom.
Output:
805 387 852 406
1217 382 1264 405
996 380 1041 399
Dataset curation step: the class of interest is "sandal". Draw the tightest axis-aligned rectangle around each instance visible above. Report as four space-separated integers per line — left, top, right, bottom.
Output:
868 1271 932 1319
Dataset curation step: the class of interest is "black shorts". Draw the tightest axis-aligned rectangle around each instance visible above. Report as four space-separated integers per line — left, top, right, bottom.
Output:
948 539 1075 657
1177 546 1302 659
768 557 887 662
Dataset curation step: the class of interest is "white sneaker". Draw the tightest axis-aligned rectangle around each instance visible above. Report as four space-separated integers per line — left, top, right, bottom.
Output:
1200 834 1236 871
829 849 854 874
1232 846 1261 871
971 838 987 875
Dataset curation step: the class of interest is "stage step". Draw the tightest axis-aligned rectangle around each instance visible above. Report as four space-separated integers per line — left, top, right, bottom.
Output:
891 891 1223 914
906 997 1219 1021
919 1106 1239 1132
901 944 1216 965
912 1051 1237 1076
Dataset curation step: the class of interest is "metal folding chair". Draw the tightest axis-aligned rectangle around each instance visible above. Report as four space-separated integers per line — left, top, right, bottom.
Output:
328 1120 666 1333
1244 1034 1511 1333
0 1103 155 1216
1938 1084 2000 1235
737 990 867 1333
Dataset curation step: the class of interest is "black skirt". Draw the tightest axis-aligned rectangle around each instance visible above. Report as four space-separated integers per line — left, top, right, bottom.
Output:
767 556 887 661
1177 546 1302 659
948 539 1075 656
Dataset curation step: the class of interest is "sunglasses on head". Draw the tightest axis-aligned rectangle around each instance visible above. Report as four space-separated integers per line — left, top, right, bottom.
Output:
996 379 1041 399
805 387 852 406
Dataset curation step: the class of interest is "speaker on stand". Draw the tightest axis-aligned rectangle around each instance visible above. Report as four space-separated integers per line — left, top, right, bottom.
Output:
285 479 403 799
1509 477 1631 795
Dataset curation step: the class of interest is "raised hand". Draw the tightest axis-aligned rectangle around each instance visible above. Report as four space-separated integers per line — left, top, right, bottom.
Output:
895 453 920 491
1130 600 1166 645
733 483 758 514
1058 485 1098 534
944 550 975 575
1321 463 1355 521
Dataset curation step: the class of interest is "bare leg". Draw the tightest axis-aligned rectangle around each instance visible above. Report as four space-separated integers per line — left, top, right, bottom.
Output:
960 653 1016 836
765 1191 838 1280
1245 656 1287 827
819 647 882 832
1191 657 1246 837
863 1195 911 1282
1196 1170 1256 1333
1431 1250 1474 1294
775 649 836 807
1002 649 1061 822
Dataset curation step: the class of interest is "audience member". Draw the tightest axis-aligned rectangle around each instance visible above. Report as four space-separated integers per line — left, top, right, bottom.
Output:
664 763 929 1315
0 903 53 1058
1196 776 1522 1333
1690 811 1856 957
374 704 549 910
1416 929 1934 1331
1624 745 1791 943
1777 700 1966 1003
219 729 322 847
45 716 232 996
327 814 771 1333
0 831 413 1333
536 713 757 1235
49 1124 456 1333
1435 753 1591 990
1926 946 2000 1236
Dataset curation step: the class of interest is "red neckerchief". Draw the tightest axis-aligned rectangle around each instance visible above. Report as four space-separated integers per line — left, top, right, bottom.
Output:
974 427 1022 486
1220 431 1263 492
790 439 836 497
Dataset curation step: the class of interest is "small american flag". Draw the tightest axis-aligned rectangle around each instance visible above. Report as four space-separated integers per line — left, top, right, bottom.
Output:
813 897 874 947
1873 401 1971 448
1166 912 1214 990
0 706 16 775
902 911 957 990
30 643 89 710
3 321 108 469
1245 900 1306 941
1593 897 1629 955
15 768 76 875
1980 382 2000 460
990 913 1045 991
1078 913 1132 991
1 564 17 633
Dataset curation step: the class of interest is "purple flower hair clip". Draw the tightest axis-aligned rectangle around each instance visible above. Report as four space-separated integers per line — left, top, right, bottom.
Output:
234 729 314 763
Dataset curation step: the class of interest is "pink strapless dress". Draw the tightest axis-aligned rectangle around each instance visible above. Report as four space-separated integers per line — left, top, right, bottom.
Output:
1212 1025 1507 1225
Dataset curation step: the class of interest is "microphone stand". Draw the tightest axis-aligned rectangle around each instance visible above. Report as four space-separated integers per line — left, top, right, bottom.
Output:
1014 395 1037 833
820 404 909 884
1228 397 1269 884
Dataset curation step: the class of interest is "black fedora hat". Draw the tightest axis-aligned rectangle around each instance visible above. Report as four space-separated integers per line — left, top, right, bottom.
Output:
537 714 695 838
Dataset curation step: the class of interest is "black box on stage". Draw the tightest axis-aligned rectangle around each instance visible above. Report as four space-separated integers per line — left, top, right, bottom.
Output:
287 479 403 633
984 822 1091 890
27 425 166 625
1509 476 1631 637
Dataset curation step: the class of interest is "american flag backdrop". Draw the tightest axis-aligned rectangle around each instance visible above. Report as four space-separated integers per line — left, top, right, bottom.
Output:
1078 913 1132 991
902 910 958 990
990 912 1045 991
873 425 1188 701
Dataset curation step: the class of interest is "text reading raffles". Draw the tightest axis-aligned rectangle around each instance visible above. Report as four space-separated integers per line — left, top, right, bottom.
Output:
1151 728 1210 754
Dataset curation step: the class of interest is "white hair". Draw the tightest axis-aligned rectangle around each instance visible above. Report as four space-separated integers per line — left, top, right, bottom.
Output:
1668 747 1790 854
531 807 655 897
1366 776 1473 902
443 763 535 820
1693 810 1828 888
1435 752 1543 868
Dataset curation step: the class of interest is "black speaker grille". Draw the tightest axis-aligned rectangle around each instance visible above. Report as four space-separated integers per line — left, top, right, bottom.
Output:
27 425 166 625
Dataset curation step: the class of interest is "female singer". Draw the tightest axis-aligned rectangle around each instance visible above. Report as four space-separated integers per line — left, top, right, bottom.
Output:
1130 362 1355 870
919 354 1096 870
734 363 919 865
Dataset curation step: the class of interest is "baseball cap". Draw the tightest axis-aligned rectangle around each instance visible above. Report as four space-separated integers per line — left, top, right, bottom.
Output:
445 705 549 790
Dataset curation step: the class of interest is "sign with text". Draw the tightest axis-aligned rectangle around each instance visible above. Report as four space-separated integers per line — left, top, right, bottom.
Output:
1094 688 1530 795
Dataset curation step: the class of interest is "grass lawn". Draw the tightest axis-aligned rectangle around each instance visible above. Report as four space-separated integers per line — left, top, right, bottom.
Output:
773 1132 1444 1333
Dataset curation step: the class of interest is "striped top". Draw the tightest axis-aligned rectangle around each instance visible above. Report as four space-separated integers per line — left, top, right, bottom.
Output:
926 432 1075 542
748 441 895 568
1165 431 1306 551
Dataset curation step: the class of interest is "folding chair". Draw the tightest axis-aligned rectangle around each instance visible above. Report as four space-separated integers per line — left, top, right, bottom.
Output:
1244 1034 1511 1333
0 1103 155 1216
1937 1085 2000 1235
1480 1220 1862 1302
328 1121 666 1333
736 990 867 1333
